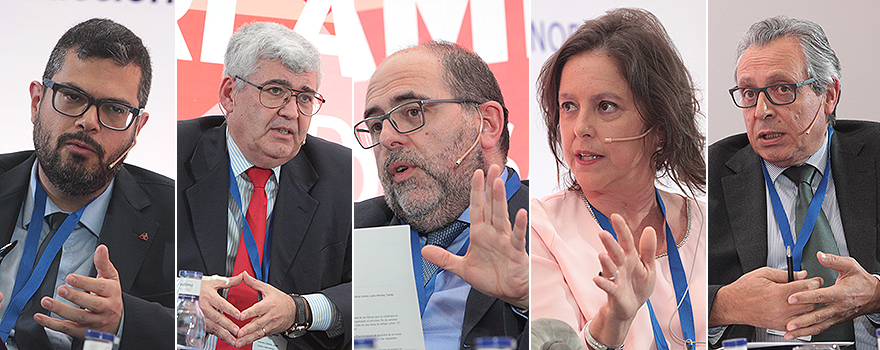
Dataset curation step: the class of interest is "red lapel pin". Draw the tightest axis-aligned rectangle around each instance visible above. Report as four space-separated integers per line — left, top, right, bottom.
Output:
138 233 149 241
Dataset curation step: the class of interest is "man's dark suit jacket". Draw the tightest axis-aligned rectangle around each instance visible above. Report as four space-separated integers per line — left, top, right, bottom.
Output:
0 151 175 350
708 119 880 343
354 168 529 350
177 116 352 350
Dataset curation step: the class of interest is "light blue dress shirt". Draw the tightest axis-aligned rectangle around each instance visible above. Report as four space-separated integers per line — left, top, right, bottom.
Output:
419 168 526 349
0 162 116 350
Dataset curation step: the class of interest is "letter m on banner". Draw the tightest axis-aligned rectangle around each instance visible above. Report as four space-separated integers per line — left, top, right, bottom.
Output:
383 0 509 64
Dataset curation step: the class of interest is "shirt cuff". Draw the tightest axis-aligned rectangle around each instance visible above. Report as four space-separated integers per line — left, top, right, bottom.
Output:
510 304 528 319
302 293 334 331
113 308 124 350
867 275 880 325
708 325 727 346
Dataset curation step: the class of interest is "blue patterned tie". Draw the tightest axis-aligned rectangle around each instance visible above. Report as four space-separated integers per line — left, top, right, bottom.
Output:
421 221 468 285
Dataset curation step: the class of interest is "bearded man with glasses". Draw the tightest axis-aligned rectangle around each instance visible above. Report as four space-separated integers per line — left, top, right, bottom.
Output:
354 41 529 350
0 18 174 350
177 22 351 350
709 16 880 349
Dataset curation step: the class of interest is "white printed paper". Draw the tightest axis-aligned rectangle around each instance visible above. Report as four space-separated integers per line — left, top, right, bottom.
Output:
353 226 425 350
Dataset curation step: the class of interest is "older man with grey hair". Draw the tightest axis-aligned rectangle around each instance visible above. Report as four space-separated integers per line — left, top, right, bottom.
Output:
708 15 880 349
177 22 351 350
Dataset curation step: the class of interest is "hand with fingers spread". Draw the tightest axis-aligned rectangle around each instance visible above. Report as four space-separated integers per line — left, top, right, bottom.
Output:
586 213 657 347
233 272 299 348
783 252 880 339
709 266 823 331
422 164 529 310
33 244 122 338
199 273 244 345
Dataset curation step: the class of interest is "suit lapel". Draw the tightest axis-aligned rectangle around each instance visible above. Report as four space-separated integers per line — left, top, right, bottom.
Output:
0 154 34 246
97 167 159 293
269 138 319 289
184 125 230 276
831 131 878 268
722 145 769 273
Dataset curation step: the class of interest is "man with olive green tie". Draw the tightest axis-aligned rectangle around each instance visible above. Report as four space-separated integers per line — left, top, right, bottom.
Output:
708 15 880 349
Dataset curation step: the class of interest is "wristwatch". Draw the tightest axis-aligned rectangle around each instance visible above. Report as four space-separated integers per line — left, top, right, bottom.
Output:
282 294 311 339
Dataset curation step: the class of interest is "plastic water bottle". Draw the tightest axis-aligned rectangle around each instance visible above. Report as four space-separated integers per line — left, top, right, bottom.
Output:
83 330 115 350
475 336 516 350
722 338 747 350
176 270 206 349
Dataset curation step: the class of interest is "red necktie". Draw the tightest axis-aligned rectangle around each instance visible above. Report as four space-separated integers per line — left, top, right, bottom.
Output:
218 167 272 350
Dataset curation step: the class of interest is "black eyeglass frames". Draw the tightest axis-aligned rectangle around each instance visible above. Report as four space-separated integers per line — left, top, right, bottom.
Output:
42 78 142 131
729 77 816 108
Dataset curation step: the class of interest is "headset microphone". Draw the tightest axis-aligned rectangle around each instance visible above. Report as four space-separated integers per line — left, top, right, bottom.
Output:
108 137 137 169
802 101 824 135
455 113 484 166
603 126 654 143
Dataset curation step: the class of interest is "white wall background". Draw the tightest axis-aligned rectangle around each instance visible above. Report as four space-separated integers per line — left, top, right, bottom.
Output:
708 0 880 144
529 0 708 199
0 0 176 179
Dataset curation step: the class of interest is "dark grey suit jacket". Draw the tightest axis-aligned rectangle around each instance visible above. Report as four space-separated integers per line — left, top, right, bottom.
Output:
0 151 175 350
354 168 529 350
177 116 352 350
708 120 880 344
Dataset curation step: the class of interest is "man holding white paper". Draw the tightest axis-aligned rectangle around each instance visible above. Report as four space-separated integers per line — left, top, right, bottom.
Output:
354 41 529 350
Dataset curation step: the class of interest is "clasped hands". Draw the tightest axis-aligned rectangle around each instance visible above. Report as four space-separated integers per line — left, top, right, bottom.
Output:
421 164 529 310
712 251 880 340
200 272 298 348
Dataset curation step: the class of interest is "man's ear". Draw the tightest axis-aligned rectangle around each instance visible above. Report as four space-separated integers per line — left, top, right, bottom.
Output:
30 80 44 124
477 101 505 151
823 77 840 117
218 75 237 114
134 112 149 136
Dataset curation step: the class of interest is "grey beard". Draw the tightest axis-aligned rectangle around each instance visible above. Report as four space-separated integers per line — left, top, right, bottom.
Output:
381 145 484 234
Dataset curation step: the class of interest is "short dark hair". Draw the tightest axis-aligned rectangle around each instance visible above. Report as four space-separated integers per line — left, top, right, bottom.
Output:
43 18 152 108
538 7 705 195
421 41 510 159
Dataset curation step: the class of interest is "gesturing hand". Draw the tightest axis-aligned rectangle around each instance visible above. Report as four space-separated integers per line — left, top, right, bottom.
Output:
784 251 880 339
422 164 529 309
34 244 123 338
234 273 298 347
587 214 657 347
200 273 244 346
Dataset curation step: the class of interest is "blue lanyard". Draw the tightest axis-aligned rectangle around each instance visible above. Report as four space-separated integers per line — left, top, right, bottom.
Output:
589 189 696 350
761 126 833 271
409 170 522 316
0 176 91 341
227 157 273 283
